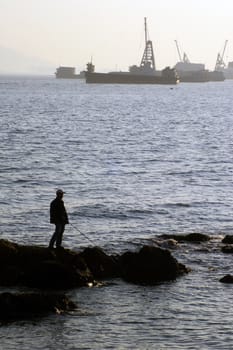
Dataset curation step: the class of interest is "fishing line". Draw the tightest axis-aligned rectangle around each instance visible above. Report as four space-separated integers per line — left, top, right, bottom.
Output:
70 223 94 245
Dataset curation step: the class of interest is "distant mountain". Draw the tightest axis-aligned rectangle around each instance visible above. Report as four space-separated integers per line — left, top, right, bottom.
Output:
0 46 55 75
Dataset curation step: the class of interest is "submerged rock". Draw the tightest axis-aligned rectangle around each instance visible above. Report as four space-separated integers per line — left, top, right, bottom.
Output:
161 233 210 243
119 245 189 285
0 292 76 320
219 275 233 283
157 238 178 249
221 245 233 254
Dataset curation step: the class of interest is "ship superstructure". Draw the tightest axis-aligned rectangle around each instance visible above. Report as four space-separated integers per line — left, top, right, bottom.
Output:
55 66 85 79
174 41 224 82
174 41 208 82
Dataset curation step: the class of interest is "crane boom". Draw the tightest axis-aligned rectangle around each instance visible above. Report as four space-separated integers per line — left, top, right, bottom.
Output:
140 17 155 70
215 40 228 70
144 17 148 44
175 40 190 63
175 40 182 62
222 40 228 61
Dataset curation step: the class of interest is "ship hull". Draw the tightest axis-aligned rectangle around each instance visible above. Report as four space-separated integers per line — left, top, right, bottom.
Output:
223 69 233 79
177 70 209 83
207 70 225 82
177 72 225 83
55 74 84 79
85 72 178 85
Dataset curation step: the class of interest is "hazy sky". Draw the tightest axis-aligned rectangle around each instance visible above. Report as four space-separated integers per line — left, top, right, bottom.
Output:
1 0 233 74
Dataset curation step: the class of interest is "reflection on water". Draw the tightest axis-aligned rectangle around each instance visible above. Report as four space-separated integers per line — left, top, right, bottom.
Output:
1 77 233 348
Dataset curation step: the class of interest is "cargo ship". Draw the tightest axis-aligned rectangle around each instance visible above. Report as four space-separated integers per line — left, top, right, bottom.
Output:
55 66 85 79
85 18 179 85
85 67 178 84
174 41 225 82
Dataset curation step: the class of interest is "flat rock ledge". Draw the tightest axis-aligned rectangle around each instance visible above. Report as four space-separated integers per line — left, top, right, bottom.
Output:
0 239 189 289
160 233 210 243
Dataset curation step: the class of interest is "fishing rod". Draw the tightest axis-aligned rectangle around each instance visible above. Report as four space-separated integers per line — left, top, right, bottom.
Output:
70 223 94 245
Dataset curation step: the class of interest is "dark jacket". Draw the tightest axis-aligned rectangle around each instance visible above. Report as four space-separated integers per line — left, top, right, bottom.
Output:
50 197 69 224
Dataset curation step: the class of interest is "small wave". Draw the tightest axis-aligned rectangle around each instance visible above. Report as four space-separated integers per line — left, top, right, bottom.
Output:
72 205 128 220
127 209 154 215
164 202 191 208
71 205 155 221
156 209 170 215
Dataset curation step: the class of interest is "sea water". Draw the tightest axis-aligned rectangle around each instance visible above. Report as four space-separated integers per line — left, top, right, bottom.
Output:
1 76 233 349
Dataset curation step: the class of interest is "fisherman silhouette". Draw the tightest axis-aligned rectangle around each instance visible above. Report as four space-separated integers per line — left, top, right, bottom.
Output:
49 189 69 249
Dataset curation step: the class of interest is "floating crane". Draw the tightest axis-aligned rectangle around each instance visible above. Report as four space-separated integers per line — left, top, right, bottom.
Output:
140 17 156 70
175 40 190 63
215 40 228 71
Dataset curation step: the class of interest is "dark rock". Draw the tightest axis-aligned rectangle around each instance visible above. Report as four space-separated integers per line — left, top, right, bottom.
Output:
221 246 233 254
0 239 94 289
161 233 210 243
23 260 92 289
0 239 18 263
119 245 189 285
0 292 76 320
222 235 233 244
219 274 233 283
0 265 22 286
79 247 120 279
17 245 55 265
0 239 189 288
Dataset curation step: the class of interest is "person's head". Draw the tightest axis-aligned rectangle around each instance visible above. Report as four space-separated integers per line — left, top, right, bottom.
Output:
56 189 64 198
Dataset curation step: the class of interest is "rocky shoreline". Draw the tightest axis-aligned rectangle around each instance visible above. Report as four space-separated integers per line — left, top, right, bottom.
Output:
1 233 233 320
0 238 190 289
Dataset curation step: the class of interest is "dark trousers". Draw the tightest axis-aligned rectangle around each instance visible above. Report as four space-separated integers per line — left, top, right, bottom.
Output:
49 223 65 248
